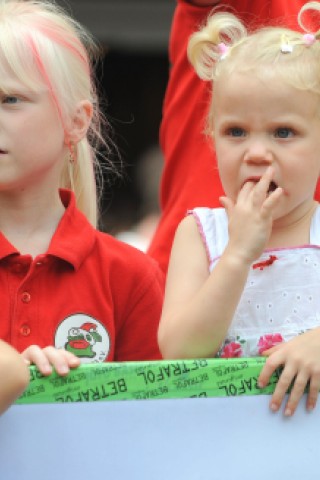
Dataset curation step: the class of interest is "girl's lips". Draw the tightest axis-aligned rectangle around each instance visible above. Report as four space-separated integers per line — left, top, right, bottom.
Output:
241 177 261 188
241 177 279 193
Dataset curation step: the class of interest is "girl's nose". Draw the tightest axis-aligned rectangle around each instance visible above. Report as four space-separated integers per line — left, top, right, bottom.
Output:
243 142 273 165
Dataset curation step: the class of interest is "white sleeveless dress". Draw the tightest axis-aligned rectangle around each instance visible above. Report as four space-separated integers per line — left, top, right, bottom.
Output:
189 207 320 357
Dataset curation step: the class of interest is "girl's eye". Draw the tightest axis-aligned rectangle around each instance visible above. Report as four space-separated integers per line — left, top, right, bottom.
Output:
2 96 20 104
227 127 245 137
274 127 293 138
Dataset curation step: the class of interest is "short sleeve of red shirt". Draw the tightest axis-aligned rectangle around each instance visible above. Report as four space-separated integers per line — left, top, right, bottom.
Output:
106 240 165 361
147 0 320 275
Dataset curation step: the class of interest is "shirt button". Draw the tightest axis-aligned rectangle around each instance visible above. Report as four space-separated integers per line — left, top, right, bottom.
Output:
20 324 31 336
21 292 31 303
12 263 23 274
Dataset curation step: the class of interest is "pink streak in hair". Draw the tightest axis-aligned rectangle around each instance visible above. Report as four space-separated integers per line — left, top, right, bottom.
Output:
27 34 65 128
36 25 90 75
26 27 90 154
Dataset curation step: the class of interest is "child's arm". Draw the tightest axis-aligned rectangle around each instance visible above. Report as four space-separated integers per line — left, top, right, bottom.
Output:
158 167 282 359
259 328 320 416
0 341 29 415
158 214 251 358
22 345 80 377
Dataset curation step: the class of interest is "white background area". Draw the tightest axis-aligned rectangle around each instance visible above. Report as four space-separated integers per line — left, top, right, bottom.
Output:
0 394 319 480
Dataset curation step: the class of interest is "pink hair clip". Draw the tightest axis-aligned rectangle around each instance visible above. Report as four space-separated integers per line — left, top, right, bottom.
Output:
217 42 229 60
303 33 316 46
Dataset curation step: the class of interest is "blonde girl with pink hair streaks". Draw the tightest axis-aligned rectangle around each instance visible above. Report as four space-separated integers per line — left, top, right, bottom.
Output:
159 1 320 416
0 0 164 377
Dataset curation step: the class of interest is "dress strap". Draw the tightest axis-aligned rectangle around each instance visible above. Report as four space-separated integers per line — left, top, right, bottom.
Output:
310 204 320 245
188 208 228 266
190 204 320 270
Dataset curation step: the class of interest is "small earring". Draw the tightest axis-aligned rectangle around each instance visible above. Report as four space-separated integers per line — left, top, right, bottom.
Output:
68 142 76 163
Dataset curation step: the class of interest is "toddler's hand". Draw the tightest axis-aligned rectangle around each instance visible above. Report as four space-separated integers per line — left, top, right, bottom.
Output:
220 166 283 264
258 328 320 416
22 345 80 376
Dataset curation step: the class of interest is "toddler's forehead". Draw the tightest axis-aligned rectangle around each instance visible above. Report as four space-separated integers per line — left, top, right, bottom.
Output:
215 66 288 94
213 69 320 119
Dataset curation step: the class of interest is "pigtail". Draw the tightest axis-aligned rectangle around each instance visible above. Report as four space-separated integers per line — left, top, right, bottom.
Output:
187 12 247 81
298 2 320 39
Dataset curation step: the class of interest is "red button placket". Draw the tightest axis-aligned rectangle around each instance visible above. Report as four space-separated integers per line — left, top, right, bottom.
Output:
10 255 46 349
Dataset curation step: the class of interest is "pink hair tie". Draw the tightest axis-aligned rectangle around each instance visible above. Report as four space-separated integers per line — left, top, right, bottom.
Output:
217 42 229 60
303 33 316 46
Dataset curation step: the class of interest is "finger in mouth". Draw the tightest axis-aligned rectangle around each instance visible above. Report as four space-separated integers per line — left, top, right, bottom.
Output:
267 181 278 194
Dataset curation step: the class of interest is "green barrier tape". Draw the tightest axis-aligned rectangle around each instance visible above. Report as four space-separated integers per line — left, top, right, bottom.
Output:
16 358 280 405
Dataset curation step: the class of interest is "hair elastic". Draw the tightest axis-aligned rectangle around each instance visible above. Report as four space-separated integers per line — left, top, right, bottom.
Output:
217 42 229 59
303 33 316 46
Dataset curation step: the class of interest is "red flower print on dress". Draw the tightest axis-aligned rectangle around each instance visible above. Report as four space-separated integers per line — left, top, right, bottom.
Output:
221 342 242 358
258 333 284 354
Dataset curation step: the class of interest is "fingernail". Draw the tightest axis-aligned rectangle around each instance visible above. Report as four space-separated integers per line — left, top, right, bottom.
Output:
258 381 264 388
284 408 292 417
41 364 52 374
59 366 69 374
270 403 278 412
307 404 315 412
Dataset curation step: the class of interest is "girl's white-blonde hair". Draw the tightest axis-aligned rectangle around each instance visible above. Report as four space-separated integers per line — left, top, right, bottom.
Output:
188 1 320 131
0 0 109 226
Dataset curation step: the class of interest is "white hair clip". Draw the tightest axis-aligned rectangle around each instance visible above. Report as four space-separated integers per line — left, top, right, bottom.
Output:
217 42 229 60
303 33 316 46
280 34 293 54
281 43 293 53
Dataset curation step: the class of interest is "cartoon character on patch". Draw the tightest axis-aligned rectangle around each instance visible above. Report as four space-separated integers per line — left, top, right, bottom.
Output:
65 322 102 358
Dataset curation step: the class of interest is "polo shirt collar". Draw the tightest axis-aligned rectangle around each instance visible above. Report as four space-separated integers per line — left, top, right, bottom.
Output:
47 189 96 270
0 189 96 270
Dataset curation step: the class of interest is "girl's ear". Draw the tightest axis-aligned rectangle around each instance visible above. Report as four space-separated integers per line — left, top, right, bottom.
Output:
66 100 93 144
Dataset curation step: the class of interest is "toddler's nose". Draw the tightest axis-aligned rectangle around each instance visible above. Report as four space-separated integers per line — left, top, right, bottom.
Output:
244 141 273 165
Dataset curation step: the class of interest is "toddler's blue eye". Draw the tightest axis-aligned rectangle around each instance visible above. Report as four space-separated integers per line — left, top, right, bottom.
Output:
228 127 245 137
275 127 293 138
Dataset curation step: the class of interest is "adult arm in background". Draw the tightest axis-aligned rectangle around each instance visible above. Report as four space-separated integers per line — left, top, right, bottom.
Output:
147 0 223 274
188 0 218 4
147 0 320 275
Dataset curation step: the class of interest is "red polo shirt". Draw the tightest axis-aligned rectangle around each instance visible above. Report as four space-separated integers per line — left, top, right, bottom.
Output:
148 0 320 274
0 190 163 362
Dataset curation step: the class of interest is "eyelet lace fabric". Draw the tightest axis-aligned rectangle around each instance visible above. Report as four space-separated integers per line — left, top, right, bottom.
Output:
189 207 320 357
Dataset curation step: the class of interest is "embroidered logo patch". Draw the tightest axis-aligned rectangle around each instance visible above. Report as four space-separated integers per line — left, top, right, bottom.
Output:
55 314 110 363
